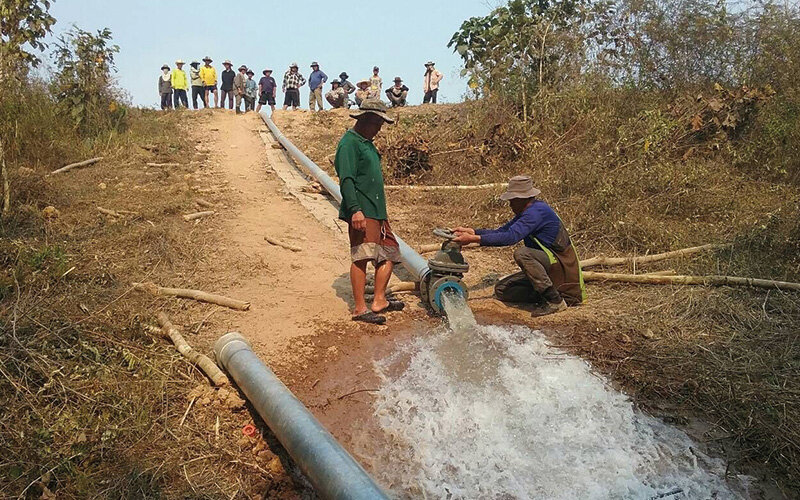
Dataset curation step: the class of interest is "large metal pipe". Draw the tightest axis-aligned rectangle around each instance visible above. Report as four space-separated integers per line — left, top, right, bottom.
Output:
260 110 430 281
215 332 389 500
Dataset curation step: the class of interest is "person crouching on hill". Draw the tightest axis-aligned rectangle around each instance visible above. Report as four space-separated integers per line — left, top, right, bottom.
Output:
452 176 586 316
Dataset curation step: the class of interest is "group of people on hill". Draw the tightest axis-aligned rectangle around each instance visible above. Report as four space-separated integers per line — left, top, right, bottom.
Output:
158 58 444 112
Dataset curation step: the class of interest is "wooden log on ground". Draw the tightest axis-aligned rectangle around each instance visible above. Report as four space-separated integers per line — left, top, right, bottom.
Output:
157 312 229 386
419 242 480 253
133 282 251 310
264 235 302 252
385 182 506 191
582 271 800 291
183 211 215 221
580 244 725 269
50 156 104 175
147 162 181 167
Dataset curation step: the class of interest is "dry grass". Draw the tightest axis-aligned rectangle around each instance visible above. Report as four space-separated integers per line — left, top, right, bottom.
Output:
0 109 299 499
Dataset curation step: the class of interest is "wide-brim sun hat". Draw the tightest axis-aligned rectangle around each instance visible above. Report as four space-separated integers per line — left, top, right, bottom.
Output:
425 61 435 66
310 61 319 67
161 64 169 70
223 60 232 66
350 99 394 124
203 56 212 62
499 175 541 201
238 65 247 71
175 59 184 64
246 70 254 75
290 62 298 68
394 77 402 82
263 69 272 75
357 79 370 87
332 79 340 85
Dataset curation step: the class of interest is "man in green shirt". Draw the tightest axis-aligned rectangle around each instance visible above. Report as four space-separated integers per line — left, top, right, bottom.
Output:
335 100 404 324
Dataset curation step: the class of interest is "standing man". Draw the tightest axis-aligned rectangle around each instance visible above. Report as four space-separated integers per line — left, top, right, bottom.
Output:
257 68 277 113
233 64 247 113
158 64 172 110
385 77 409 107
335 100 403 325
308 61 328 112
325 80 346 108
171 60 189 109
244 69 257 112
339 72 356 107
452 175 586 316
220 60 235 109
423 61 443 104
189 61 205 109
282 63 306 111
200 56 218 108
369 66 382 99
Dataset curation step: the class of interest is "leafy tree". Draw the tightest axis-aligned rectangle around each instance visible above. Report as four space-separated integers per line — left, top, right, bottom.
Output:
51 26 125 136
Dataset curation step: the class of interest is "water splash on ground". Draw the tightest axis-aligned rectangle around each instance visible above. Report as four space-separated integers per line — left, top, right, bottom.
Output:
364 292 748 499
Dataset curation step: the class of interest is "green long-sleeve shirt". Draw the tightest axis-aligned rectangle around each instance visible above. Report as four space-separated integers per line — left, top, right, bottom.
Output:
334 129 388 221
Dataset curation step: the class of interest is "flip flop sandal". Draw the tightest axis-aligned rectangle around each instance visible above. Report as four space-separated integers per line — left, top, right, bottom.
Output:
352 311 386 325
375 300 406 314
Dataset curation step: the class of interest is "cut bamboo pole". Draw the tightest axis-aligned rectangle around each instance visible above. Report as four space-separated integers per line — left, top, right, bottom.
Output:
384 182 505 191
183 211 215 221
419 242 480 253
133 282 251 310
157 312 229 386
50 157 104 175
264 235 302 252
580 244 725 269
582 271 800 291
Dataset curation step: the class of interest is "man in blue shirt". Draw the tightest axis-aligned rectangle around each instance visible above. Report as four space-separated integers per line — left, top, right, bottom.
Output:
453 175 586 316
308 61 328 112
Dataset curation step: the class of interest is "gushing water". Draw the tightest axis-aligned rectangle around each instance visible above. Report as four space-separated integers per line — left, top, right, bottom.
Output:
363 291 748 499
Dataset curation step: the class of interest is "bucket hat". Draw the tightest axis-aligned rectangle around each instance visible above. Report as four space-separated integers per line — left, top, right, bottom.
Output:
310 61 319 67
203 56 212 62
238 64 247 71
350 99 394 124
339 72 349 79
425 61 435 66
263 69 272 75
190 61 200 68
161 64 169 70
331 79 340 85
393 76 403 82
246 69 254 75
499 175 541 201
223 60 232 66
290 62 298 68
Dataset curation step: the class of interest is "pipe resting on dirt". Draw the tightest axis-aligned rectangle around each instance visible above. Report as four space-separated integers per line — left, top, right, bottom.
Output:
260 110 429 281
215 332 389 500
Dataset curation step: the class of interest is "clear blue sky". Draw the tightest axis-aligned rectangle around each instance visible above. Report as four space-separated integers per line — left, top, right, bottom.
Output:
44 0 498 108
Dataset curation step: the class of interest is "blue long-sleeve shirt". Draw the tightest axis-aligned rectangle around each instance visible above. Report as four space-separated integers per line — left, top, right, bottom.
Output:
476 200 561 248
309 70 328 90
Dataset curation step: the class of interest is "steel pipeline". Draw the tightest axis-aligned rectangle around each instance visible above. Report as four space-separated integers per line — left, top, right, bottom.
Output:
215 332 389 500
259 110 430 281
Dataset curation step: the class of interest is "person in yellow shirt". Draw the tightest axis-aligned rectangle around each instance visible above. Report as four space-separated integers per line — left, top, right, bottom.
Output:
171 59 189 109
199 56 218 108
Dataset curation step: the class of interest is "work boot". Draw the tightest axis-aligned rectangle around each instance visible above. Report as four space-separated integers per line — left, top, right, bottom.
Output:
531 299 568 317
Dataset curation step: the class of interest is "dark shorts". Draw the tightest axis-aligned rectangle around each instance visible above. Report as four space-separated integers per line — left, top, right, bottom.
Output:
348 218 401 264
283 88 300 107
204 85 217 92
259 92 276 105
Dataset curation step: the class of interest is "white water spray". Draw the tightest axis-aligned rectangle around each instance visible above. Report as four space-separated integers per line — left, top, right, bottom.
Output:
364 291 748 499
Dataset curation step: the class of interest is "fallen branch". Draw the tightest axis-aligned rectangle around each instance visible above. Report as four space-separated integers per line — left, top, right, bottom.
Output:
264 235 302 252
582 271 800 292
97 207 120 217
147 162 181 167
50 156 104 175
580 244 725 269
419 242 480 253
385 182 505 191
157 312 229 386
183 211 215 221
195 198 216 209
133 282 250 310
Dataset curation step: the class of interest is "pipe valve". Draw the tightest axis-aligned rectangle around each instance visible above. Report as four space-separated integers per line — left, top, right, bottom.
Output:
420 229 470 314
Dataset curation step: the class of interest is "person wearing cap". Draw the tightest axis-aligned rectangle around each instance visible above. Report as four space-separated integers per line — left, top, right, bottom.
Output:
325 80 346 108
171 60 189 109
220 60 236 109
385 77 409 107
200 57 218 108
233 64 247 113
334 100 402 325
257 69 277 113
189 61 205 109
369 66 382 98
339 72 356 107
308 62 328 112
244 69 258 112
423 61 443 104
281 63 306 111
158 64 173 110
452 176 586 316
354 79 370 107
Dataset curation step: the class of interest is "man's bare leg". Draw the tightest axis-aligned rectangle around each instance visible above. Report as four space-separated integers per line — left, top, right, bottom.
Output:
351 260 369 316
371 260 393 312
213 90 219 108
